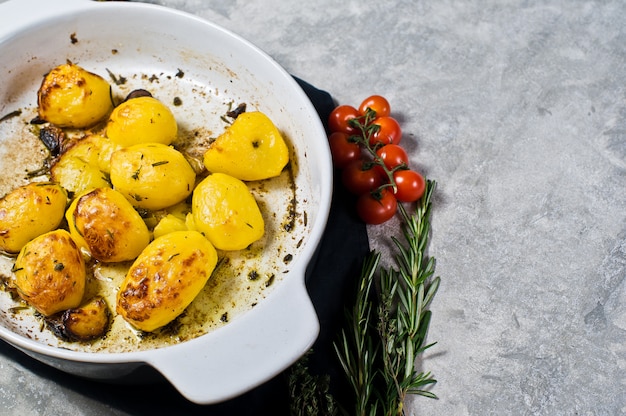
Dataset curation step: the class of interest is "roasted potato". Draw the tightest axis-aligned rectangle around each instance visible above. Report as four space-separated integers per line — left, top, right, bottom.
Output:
54 296 110 342
203 111 289 181
53 134 119 172
0 182 68 253
66 187 150 262
116 230 218 332
153 214 188 239
13 229 86 316
37 62 113 128
109 143 196 210
106 96 177 147
51 157 111 196
192 172 264 250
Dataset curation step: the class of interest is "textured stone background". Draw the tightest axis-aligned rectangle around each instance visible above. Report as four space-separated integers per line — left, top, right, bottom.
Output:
1 0 625 415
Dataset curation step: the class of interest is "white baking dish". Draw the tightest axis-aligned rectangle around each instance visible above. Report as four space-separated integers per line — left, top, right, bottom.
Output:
0 0 331 404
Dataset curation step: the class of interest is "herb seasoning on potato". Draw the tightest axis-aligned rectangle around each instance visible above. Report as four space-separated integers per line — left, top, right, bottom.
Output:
110 143 196 210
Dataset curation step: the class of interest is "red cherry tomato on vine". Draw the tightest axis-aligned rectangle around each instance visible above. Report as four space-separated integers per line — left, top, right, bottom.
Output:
342 160 384 196
358 95 391 118
328 105 360 135
376 144 409 170
356 188 398 225
393 169 426 202
369 116 402 146
328 131 361 168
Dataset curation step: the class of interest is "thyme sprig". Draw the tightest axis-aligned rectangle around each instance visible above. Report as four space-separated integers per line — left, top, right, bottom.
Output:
289 352 338 416
335 179 439 415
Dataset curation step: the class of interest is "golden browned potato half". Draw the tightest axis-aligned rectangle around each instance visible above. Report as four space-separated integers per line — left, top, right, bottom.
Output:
116 230 218 332
203 111 289 181
13 229 86 316
0 182 68 253
59 296 110 342
191 172 264 251
106 96 177 147
66 187 150 262
37 62 113 129
109 143 196 210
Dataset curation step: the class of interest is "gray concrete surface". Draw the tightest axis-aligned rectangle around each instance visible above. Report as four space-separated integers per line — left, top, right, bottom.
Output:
1 0 625 415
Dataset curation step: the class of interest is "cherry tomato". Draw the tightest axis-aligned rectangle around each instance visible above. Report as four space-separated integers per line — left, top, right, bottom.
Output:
328 105 360 135
328 131 361 169
358 95 391 118
369 116 402 146
393 169 426 202
342 159 384 195
356 188 398 225
376 144 409 171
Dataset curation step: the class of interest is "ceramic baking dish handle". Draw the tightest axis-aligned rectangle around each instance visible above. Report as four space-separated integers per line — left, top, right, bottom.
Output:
144 266 320 404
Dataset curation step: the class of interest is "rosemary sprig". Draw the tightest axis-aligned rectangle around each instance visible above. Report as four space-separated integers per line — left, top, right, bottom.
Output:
334 252 381 416
335 179 439 415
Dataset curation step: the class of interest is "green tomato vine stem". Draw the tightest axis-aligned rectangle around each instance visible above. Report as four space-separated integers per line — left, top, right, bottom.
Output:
348 110 398 195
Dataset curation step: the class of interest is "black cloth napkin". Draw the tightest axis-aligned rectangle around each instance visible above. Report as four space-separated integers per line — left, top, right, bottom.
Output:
0 78 369 415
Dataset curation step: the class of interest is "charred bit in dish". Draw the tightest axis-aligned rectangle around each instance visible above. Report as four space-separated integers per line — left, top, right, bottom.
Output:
106 68 127 86
226 102 247 120
38 124 65 157
0 110 22 124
